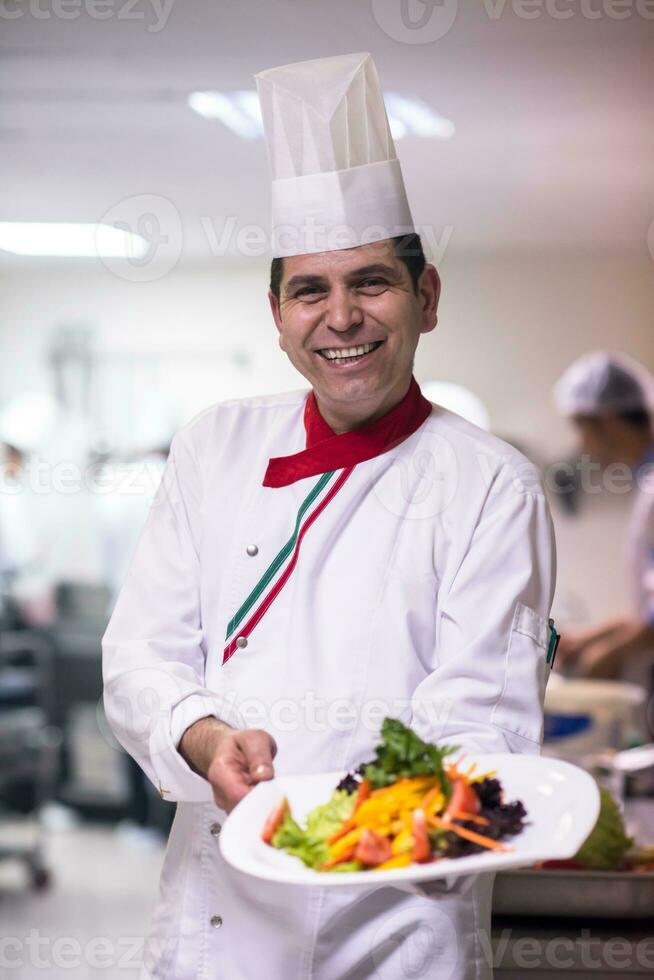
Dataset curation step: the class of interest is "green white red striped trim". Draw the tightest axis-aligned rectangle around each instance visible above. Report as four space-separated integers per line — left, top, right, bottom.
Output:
222 467 354 664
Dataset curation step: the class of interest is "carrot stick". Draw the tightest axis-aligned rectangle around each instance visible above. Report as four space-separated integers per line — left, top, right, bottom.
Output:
427 814 511 852
328 827 363 860
447 810 490 826
354 778 371 811
326 819 355 845
326 778 371 844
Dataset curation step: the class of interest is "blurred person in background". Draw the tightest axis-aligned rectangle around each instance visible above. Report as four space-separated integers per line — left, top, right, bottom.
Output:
94 394 177 844
95 394 177 602
0 393 57 628
554 352 654 684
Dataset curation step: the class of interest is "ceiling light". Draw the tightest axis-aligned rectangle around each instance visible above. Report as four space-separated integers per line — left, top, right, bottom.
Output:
189 91 453 141
0 222 149 259
384 93 455 140
231 90 264 130
388 116 408 140
188 91 262 139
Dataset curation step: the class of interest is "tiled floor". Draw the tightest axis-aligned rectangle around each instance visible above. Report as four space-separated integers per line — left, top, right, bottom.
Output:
0 822 164 979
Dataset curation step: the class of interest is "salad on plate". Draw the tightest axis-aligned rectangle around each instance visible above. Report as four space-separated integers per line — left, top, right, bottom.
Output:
261 718 528 873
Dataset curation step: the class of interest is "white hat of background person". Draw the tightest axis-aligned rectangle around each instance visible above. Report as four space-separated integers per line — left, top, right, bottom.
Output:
554 351 654 418
0 393 55 455
422 381 491 431
255 52 415 258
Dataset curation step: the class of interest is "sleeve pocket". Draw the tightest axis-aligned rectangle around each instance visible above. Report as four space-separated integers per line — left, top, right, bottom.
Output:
490 602 550 745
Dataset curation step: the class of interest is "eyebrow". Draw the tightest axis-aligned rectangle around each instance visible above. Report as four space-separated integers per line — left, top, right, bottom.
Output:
283 262 400 297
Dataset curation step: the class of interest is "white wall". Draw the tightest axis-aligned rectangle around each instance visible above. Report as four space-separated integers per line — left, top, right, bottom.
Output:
2 252 652 445
1 250 653 619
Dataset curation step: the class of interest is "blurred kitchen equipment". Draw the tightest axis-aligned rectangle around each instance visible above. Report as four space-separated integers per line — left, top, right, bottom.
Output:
0 625 60 889
543 674 646 760
612 742 654 773
582 743 654 803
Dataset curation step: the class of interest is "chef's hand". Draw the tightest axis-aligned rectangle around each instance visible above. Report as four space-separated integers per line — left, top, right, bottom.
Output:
179 716 277 812
578 640 623 679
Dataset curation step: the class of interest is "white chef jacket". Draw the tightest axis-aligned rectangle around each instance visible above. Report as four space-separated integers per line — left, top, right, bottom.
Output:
102 385 556 980
627 447 654 627
622 447 654 726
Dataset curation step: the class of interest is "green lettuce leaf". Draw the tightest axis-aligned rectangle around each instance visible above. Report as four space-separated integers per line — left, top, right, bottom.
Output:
271 811 329 869
327 860 363 872
305 789 356 838
573 787 633 870
271 790 356 870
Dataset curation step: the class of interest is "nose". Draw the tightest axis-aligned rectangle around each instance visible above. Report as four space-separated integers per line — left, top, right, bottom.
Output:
324 284 363 333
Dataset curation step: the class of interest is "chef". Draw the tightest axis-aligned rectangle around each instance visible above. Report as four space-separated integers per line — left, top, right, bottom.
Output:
554 352 654 687
103 52 556 980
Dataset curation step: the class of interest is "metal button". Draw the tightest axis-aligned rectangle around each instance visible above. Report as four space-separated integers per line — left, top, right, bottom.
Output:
210 915 223 929
236 635 248 649
210 822 221 838
246 544 259 557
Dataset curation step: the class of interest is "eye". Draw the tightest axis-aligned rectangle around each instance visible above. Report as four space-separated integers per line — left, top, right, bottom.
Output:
295 286 326 301
356 278 388 294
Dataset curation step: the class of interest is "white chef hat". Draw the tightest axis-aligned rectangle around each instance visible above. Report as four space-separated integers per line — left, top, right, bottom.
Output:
421 381 491 431
255 52 415 258
554 351 654 417
0 393 56 455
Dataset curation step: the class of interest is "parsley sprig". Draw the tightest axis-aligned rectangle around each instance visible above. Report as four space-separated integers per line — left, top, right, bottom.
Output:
361 718 458 796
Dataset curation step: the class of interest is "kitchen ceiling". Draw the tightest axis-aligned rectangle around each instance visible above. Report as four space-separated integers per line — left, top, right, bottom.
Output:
1 0 653 263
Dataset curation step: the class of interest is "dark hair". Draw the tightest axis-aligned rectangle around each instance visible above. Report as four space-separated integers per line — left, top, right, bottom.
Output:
269 233 426 302
617 409 652 433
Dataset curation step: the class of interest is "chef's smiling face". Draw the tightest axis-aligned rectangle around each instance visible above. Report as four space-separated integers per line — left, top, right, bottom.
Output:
268 239 441 431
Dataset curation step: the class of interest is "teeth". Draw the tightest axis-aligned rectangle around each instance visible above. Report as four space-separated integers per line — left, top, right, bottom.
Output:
321 341 379 360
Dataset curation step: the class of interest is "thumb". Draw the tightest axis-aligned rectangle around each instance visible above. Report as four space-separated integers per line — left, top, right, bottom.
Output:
237 729 277 783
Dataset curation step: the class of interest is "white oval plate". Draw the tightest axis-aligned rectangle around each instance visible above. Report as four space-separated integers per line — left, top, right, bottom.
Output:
219 754 600 888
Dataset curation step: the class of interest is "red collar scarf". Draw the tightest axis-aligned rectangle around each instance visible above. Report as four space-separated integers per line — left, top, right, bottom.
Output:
263 376 433 488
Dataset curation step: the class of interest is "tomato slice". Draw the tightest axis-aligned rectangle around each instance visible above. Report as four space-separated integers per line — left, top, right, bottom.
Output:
444 779 480 819
412 807 432 863
355 829 392 867
261 797 289 844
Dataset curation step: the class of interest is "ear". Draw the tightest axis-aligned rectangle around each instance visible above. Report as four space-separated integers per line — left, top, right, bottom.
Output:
418 265 441 336
268 289 285 349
